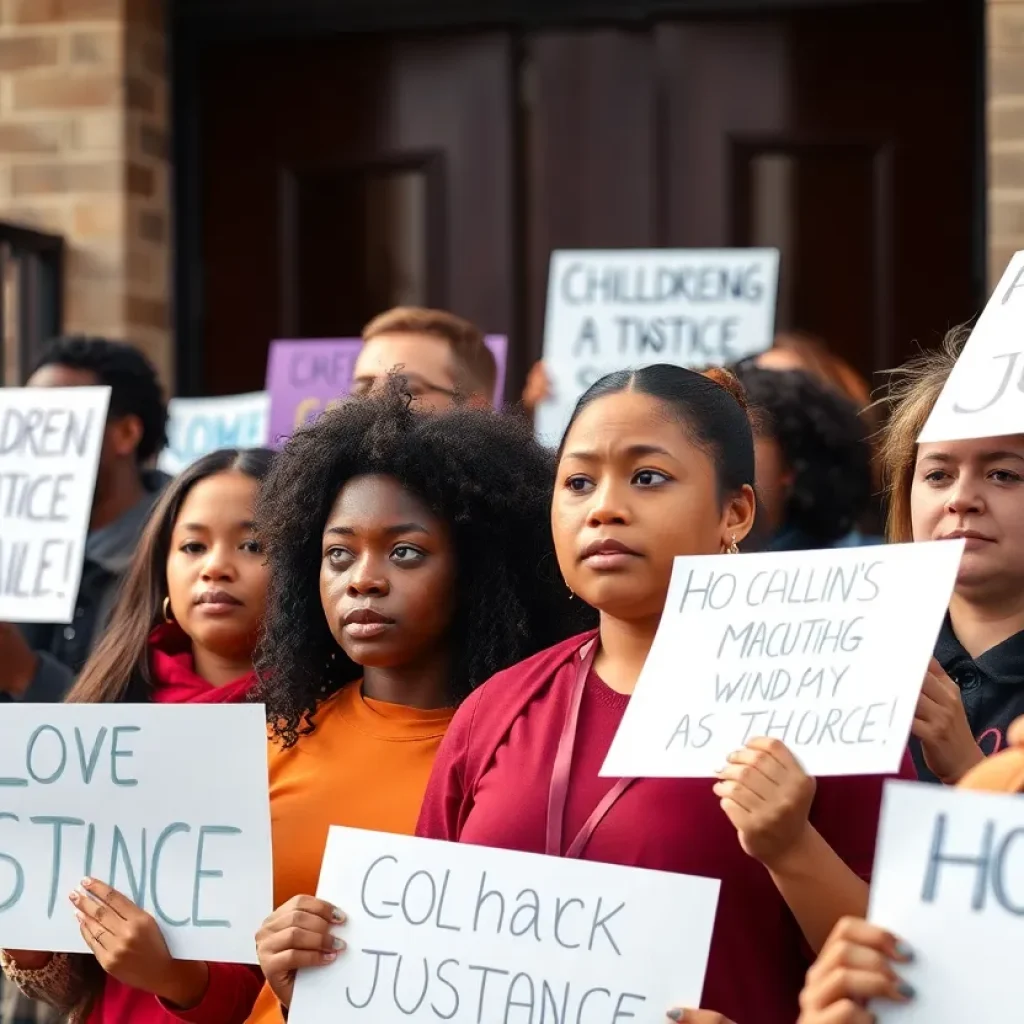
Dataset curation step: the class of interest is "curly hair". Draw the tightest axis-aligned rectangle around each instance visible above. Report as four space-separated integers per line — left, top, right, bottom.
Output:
253 383 595 746
31 335 168 463
733 363 874 545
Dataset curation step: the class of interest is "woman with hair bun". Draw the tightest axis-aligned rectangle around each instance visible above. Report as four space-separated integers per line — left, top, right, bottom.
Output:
416 364 914 1024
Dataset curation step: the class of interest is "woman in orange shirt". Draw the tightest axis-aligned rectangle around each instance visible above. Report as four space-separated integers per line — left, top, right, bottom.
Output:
245 384 593 1022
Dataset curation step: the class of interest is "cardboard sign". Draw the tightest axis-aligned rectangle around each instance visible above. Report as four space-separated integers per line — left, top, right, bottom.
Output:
535 249 780 445
0 386 110 624
289 826 720 1024
266 336 509 447
158 392 271 475
919 250 1024 442
601 542 964 779
0 703 272 963
868 781 1024 1021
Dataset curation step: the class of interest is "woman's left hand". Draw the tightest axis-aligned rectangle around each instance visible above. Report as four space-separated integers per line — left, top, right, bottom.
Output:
912 658 983 785
72 879 209 1009
714 737 816 869
667 1010 735 1023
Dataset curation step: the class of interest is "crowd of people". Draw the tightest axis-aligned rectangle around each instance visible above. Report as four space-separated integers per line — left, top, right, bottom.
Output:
0 305 1021 1024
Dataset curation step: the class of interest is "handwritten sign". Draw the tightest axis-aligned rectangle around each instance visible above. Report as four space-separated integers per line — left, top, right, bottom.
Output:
158 392 271 475
868 780 1024 1021
0 703 272 963
535 249 780 445
289 826 720 1024
266 336 509 447
0 386 110 624
601 542 963 779
920 250 1024 442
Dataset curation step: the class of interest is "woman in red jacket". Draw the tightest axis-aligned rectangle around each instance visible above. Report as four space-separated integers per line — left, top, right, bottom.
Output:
1 447 273 1024
417 365 916 1024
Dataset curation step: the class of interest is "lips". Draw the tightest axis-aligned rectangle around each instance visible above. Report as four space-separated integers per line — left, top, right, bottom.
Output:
943 529 996 544
579 538 641 561
342 607 396 640
194 589 243 607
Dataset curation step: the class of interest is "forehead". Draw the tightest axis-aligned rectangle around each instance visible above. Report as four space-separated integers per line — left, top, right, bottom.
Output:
175 472 256 524
561 390 689 456
916 436 1024 463
27 364 99 389
327 474 436 525
354 334 454 382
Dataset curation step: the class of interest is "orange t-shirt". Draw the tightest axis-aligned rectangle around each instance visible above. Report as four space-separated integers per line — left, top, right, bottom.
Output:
245 682 454 1024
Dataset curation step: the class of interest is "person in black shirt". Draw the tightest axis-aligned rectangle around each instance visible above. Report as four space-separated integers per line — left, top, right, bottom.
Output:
879 328 1024 784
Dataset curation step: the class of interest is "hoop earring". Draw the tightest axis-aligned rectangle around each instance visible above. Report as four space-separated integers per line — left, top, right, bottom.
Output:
566 581 575 600
162 597 174 623
726 535 740 555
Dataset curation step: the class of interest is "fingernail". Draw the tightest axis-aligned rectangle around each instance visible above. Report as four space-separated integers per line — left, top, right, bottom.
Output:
68 891 79 904
81 879 93 888
321 951 338 964
894 940 914 961
897 980 915 999
332 907 346 923
74 912 84 923
666 1012 684 1022
333 936 346 950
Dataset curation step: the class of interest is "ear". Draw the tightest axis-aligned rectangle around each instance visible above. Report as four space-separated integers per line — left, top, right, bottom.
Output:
107 414 144 459
722 484 757 548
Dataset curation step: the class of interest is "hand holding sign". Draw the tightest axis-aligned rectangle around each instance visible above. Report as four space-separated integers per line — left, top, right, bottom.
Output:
72 879 209 1009
796 917 914 1023
912 659 984 784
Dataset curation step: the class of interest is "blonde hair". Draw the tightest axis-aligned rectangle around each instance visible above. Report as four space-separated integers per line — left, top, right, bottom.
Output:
876 327 969 543
362 306 497 396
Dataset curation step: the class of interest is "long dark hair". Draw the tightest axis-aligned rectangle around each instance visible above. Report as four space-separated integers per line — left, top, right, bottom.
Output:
252 382 595 747
66 447 274 706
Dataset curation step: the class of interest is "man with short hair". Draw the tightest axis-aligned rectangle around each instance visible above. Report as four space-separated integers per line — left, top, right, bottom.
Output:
352 306 497 409
0 336 170 705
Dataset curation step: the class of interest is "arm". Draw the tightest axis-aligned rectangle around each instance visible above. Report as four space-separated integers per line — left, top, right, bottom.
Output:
158 963 264 1023
0 950 91 1011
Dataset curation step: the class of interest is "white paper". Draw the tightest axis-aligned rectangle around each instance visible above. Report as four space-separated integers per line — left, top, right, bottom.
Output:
159 391 271 475
0 703 272 963
289 826 721 1024
0 386 110 624
920 250 1024 442
868 780 1024 1022
602 541 963 779
535 248 779 446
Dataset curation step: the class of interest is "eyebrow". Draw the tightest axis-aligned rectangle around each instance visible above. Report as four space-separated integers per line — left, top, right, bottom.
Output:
324 522 430 537
179 521 255 532
565 444 674 461
920 451 1024 464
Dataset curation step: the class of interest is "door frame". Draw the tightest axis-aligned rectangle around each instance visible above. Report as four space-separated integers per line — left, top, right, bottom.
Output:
170 0 986 395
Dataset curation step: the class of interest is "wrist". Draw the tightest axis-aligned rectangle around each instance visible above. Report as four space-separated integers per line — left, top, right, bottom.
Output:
156 960 209 1010
761 822 818 876
941 742 985 786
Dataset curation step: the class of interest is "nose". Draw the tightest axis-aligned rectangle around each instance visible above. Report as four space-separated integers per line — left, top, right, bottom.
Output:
586 478 630 528
200 544 237 581
945 475 986 518
346 553 390 597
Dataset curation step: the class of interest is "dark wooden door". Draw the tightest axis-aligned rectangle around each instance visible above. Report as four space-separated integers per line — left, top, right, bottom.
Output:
523 0 979 384
197 33 515 395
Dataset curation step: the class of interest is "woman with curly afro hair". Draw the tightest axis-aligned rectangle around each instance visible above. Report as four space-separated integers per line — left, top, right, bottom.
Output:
732 363 881 551
248 382 593 1021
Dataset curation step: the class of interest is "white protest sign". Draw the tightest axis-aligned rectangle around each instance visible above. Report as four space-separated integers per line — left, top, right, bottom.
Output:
159 391 271 475
289 826 720 1024
868 780 1024 1022
535 248 780 445
602 541 964 779
920 250 1024 442
0 703 272 963
0 386 110 624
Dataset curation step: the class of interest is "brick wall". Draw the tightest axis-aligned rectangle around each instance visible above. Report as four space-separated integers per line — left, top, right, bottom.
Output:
989 0 1024 287
0 0 170 383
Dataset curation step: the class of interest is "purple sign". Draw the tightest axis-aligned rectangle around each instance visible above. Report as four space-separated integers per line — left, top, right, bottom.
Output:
265 335 509 448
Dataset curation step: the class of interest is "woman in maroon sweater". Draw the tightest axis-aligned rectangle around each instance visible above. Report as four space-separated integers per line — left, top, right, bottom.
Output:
417 365 915 1024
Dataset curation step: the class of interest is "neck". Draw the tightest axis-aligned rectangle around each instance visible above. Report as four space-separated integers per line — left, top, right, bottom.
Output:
362 654 452 710
949 589 1024 660
91 465 145 532
594 612 660 694
192 647 252 688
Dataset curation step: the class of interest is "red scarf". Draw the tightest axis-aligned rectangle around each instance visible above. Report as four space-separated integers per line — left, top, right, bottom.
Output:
147 623 257 705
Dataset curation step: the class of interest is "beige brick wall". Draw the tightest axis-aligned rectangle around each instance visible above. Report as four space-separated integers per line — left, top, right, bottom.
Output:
0 0 170 383
990 0 1024 286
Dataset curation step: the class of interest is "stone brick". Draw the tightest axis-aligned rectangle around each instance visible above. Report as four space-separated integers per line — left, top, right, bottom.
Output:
0 122 64 154
126 76 155 113
126 293 167 330
11 0 120 23
991 101 1024 141
137 207 165 243
137 122 166 159
991 149 1024 188
990 48 1024 98
2 204 70 235
991 196 1024 236
13 72 120 111
126 160 153 196
0 35 60 72
69 112 120 152
65 282 123 331
990 5 1024 48
72 197 122 238
70 30 120 66
11 160 120 195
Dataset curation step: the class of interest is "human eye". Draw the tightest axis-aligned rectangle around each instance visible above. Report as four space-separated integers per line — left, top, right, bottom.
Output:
241 538 263 555
632 468 670 487
990 468 1023 484
179 540 205 555
564 474 594 494
391 544 426 565
324 546 354 568
923 469 950 484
